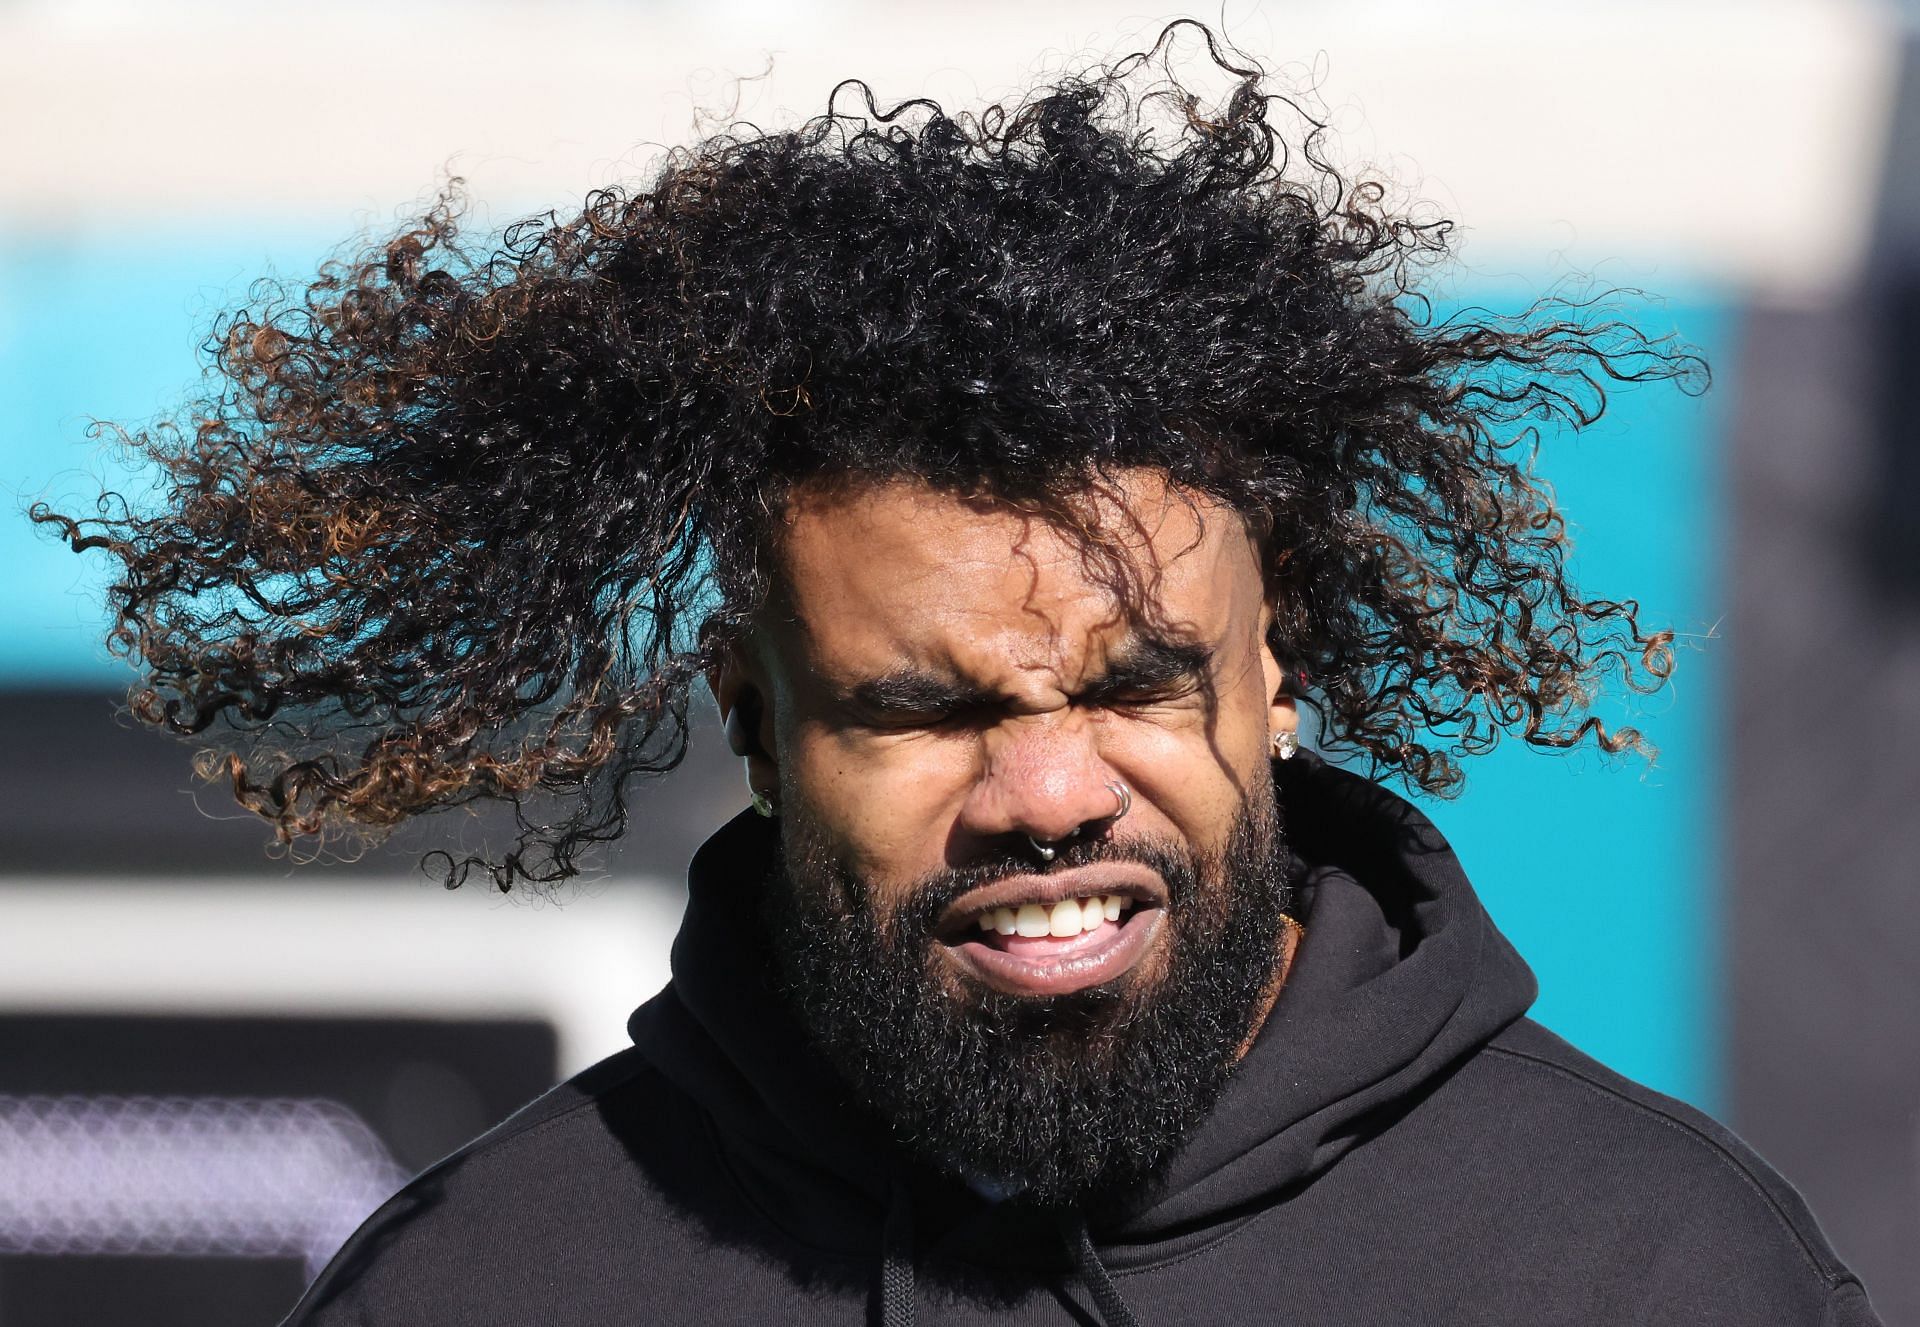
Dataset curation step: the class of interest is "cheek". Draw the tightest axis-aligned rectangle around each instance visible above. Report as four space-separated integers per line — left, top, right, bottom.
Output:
1108 722 1265 852
1110 668 1273 826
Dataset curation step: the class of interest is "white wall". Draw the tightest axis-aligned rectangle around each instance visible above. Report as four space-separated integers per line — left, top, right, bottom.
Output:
0 879 684 1075
0 0 1900 300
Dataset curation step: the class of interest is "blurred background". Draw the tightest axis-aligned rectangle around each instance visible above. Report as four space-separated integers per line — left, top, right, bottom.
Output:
1 0 1915 1320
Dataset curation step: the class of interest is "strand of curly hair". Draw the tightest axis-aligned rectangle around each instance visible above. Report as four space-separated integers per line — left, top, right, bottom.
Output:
32 22 1705 888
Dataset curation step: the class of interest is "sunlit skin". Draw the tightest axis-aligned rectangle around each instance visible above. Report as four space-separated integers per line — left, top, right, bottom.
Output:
714 469 1300 1024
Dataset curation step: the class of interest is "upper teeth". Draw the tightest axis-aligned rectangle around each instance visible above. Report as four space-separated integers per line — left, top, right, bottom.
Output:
975 895 1132 938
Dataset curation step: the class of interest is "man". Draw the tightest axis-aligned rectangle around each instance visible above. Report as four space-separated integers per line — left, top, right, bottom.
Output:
38 25 1878 1325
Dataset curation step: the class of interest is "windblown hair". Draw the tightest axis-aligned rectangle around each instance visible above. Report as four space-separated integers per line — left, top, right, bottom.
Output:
35 24 1703 887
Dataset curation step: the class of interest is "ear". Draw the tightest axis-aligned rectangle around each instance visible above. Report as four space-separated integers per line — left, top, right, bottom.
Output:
708 649 781 809
1257 601 1300 753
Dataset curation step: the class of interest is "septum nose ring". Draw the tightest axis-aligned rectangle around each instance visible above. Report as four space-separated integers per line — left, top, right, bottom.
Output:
1026 780 1131 863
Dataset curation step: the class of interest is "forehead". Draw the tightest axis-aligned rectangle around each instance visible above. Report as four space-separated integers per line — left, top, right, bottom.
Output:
767 473 1263 681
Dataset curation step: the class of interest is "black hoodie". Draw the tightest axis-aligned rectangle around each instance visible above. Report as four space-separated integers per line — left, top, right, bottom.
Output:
284 755 1880 1325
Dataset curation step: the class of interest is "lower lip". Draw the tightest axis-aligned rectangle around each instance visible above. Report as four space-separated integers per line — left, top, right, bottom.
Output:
942 908 1165 997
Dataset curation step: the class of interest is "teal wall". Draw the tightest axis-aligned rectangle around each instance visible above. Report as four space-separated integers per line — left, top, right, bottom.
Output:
0 235 1729 1109
0 229 338 685
1417 301 1730 1112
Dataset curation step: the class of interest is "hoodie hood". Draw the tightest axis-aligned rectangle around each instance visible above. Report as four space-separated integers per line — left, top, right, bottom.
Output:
629 751 1537 1261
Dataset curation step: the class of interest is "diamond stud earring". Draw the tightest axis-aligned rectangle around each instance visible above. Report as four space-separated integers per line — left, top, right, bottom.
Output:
1271 731 1299 761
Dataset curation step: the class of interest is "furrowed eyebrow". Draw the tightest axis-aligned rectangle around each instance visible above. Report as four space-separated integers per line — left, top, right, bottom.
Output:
839 635 1214 720
844 669 998 716
1077 636 1215 702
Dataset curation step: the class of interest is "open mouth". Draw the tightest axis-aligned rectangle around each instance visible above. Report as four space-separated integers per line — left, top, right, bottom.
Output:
934 864 1168 998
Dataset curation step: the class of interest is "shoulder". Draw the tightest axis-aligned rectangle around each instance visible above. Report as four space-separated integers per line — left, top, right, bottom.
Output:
1475 1020 1836 1265
1452 1019 1878 1322
280 1047 715 1325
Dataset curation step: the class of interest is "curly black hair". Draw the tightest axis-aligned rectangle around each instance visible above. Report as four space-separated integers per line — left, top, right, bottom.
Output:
33 23 1704 888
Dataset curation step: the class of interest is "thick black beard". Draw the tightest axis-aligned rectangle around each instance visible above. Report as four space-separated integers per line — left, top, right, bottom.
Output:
763 784 1293 1209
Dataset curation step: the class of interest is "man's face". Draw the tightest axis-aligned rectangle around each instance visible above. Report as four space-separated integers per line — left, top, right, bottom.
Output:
720 470 1299 1200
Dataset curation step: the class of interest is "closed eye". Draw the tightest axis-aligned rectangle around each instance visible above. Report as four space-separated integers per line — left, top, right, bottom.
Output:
1083 679 1201 709
836 635 1216 729
1076 638 1214 709
842 671 996 730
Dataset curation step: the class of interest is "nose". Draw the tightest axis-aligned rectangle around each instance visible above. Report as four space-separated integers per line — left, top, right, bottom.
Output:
956 713 1125 852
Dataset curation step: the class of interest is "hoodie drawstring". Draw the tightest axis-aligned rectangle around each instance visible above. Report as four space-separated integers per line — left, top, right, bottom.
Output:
878 1178 916 1327
875 1187 1141 1327
1063 1210 1142 1327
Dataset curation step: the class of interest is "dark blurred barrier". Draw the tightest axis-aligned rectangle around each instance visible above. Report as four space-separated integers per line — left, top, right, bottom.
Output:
0 690 742 879
1875 29 1920 603
1730 295 1920 1320
1723 31 1920 1320
1872 268 1920 596
0 692 738 1320
0 1014 556 1325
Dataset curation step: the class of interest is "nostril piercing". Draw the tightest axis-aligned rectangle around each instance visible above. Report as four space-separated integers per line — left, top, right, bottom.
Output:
1024 780 1130 863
